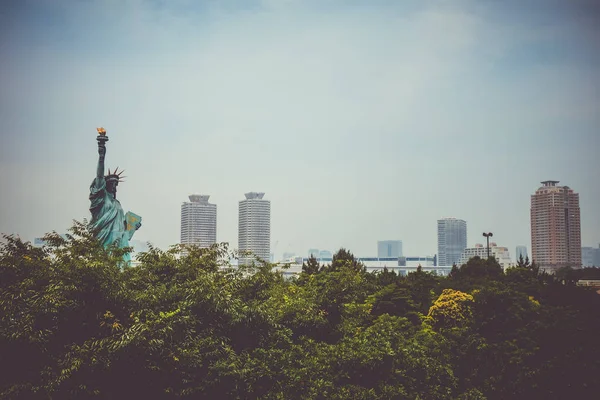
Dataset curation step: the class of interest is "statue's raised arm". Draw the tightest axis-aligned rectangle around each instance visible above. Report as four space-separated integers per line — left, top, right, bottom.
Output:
96 127 108 181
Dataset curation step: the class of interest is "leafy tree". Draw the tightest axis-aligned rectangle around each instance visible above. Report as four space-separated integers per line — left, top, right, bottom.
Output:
449 263 459 278
2 222 600 399
302 254 320 275
555 266 579 285
579 267 600 280
516 253 533 269
426 289 474 330
326 248 364 273
404 267 440 314
369 284 418 319
446 256 503 291
374 266 397 287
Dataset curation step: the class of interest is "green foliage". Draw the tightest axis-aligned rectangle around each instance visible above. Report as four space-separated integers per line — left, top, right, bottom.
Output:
427 289 474 330
324 248 364 273
453 256 503 280
556 266 600 283
302 254 320 275
2 223 600 399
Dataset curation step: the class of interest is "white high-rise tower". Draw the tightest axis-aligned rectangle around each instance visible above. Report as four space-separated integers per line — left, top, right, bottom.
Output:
238 192 271 265
180 195 217 248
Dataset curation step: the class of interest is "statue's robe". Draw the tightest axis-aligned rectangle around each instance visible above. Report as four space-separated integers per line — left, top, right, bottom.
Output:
89 177 134 262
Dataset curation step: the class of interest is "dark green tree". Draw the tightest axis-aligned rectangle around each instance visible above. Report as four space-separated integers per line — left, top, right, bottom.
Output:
555 266 578 285
302 254 320 275
516 253 528 268
3 223 600 399
327 248 364 272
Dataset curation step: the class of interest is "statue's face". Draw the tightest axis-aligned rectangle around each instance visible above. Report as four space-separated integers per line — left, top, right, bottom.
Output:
106 180 118 196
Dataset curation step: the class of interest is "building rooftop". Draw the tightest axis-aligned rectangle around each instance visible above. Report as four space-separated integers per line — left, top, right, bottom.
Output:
188 194 211 203
541 180 560 186
245 192 265 200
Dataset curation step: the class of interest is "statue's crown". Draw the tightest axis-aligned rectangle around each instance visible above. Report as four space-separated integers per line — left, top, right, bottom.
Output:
106 167 126 183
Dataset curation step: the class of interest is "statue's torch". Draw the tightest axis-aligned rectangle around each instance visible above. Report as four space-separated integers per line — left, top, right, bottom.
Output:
97 127 109 146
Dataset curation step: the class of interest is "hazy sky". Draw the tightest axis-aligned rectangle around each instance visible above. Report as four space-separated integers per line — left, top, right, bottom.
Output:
1 0 599 259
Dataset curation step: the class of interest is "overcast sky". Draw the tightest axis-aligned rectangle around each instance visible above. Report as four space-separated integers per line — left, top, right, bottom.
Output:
1 0 599 259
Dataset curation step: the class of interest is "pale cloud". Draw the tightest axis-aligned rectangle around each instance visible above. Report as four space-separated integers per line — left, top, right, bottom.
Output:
1 0 599 258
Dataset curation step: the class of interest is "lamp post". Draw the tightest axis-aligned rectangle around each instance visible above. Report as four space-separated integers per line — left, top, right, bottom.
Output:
482 232 493 259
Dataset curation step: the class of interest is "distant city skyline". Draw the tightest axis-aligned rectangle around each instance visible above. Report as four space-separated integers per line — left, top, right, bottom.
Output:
1 1 599 258
19 183 599 266
15 181 598 267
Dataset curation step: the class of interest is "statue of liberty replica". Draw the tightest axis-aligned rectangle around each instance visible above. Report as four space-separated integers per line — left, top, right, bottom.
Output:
89 128 142 263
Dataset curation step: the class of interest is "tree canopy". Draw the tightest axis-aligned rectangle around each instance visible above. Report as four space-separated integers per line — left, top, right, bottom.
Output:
1 223 600 399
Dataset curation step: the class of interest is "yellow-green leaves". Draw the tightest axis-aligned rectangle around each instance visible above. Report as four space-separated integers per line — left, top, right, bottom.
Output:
427 289 474 330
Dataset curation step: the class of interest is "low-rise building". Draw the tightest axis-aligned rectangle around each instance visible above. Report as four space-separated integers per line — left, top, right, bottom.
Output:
275 256 438 278
459 243 514 270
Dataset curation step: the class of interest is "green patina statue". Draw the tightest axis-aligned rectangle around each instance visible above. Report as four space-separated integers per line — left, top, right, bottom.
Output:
89 128 141 262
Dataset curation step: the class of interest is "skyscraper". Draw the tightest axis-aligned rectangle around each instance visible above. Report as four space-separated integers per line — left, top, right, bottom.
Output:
530 181 581 272
377 240 403 258
437 218 467 266
515 245 528 261
180 194 217 248
239 192 271 265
